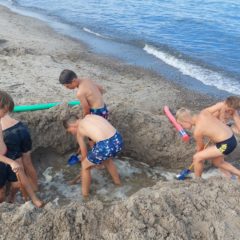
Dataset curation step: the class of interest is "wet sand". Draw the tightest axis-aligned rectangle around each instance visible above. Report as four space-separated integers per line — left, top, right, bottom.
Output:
1 5 240 240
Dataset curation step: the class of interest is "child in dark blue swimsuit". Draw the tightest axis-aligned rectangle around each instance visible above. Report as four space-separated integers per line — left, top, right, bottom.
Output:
0 90 43 207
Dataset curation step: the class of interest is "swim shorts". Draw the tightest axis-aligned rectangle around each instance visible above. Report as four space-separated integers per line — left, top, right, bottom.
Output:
3 122 32 160
87 131 123 165
0 162 17 188
216 134 237 155
90 104 109 119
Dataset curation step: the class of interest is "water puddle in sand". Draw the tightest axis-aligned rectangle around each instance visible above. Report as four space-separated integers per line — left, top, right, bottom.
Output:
14 148 232 206
35 154 175 205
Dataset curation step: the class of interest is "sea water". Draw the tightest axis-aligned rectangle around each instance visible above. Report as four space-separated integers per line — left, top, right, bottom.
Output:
0 0 239 97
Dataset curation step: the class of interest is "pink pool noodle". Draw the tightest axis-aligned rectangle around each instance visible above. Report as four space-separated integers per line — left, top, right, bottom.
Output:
164 106 190 142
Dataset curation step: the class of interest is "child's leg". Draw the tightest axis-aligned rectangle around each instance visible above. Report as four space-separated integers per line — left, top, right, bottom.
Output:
68 173 81 185
8 159 24 202
81 158 95 198
0 186 5 203
212 157 240 177
193 145 224 177
103 159 121 185
17 168 43 208
8 181 19 203
22 152 38 192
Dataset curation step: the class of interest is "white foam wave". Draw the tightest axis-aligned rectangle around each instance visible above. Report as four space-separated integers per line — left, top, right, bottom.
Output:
144 44 240 95
83 27 109 39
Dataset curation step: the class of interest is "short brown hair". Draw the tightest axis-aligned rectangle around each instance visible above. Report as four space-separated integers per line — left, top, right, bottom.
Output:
63 115 79 129
0 90 14 112
225 96 240 109
59 69 77 84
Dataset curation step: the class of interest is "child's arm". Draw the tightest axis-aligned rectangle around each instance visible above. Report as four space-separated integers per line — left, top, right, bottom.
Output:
0 155 21 172
194 130 204 152
0 122 7 155
233 110 240 132
77 133 88 159
77 92 90 117
204 102 225 118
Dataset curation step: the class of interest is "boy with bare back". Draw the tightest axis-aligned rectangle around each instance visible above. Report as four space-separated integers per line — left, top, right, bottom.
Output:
63 114 123 198
59 69 108 119
0 90 43 208
205 96 240 134
176 107 240 178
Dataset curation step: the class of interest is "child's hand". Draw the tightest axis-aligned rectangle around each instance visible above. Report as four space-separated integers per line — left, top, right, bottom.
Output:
10 161 21 173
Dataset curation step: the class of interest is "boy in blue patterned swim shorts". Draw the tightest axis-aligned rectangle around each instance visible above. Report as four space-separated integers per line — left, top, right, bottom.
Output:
176 107 240 178
63 114 123 198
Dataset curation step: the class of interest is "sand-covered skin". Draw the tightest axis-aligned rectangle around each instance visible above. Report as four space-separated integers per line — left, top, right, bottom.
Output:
1 5 240 240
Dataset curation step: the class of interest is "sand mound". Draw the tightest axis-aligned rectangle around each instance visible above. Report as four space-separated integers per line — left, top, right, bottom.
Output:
1 177 239 240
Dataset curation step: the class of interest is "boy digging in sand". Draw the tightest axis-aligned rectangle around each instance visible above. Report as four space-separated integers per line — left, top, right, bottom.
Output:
63 114 123 198
0 90 43 208
176 107 240 178
59 69 108 119
59 69 108 178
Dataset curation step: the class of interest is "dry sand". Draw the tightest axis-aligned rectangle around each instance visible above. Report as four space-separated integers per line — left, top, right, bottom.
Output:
1 5 240 240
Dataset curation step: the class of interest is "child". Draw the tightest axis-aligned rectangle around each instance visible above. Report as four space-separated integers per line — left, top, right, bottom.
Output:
176 107 240 178
63 114 123 198
1 113 38 192
59 69 108 118
0 90 43 207
205 96 240 134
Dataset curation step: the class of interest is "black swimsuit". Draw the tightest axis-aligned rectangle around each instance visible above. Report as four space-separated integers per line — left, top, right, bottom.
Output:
3 122 32 160
216 134 237 155
0 122 32 188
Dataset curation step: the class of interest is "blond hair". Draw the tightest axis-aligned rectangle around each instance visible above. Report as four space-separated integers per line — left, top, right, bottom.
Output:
176 108 191 122
225 96 240 110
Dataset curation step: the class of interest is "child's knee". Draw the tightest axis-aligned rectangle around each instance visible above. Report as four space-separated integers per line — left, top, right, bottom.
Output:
193 154 203 164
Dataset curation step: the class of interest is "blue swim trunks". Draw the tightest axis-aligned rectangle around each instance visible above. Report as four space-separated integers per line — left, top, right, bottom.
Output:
87 131 123 165
90 104 109 119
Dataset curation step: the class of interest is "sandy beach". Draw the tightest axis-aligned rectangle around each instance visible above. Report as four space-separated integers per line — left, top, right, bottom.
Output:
1 5 240 240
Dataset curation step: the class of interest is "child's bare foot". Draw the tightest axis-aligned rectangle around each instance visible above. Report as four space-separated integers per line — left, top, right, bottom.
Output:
32 199 45 208
83 195 90 202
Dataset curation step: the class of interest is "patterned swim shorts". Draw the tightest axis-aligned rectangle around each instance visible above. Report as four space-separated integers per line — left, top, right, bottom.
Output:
87 131 123 165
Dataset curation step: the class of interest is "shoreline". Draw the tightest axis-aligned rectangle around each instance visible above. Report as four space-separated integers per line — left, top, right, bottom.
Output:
0 4 216 111
0 2 235 98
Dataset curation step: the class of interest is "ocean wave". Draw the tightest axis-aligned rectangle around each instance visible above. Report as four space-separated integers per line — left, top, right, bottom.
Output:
83 27 110 39
143 44 240 95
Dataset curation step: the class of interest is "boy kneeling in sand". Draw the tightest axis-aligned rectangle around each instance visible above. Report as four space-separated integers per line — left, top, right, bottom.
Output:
63 114 123 198
204 96 240 134
176 107 240 178
0 90 43 208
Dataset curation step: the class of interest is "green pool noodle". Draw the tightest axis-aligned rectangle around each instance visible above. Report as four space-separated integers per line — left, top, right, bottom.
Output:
13 100 80 112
